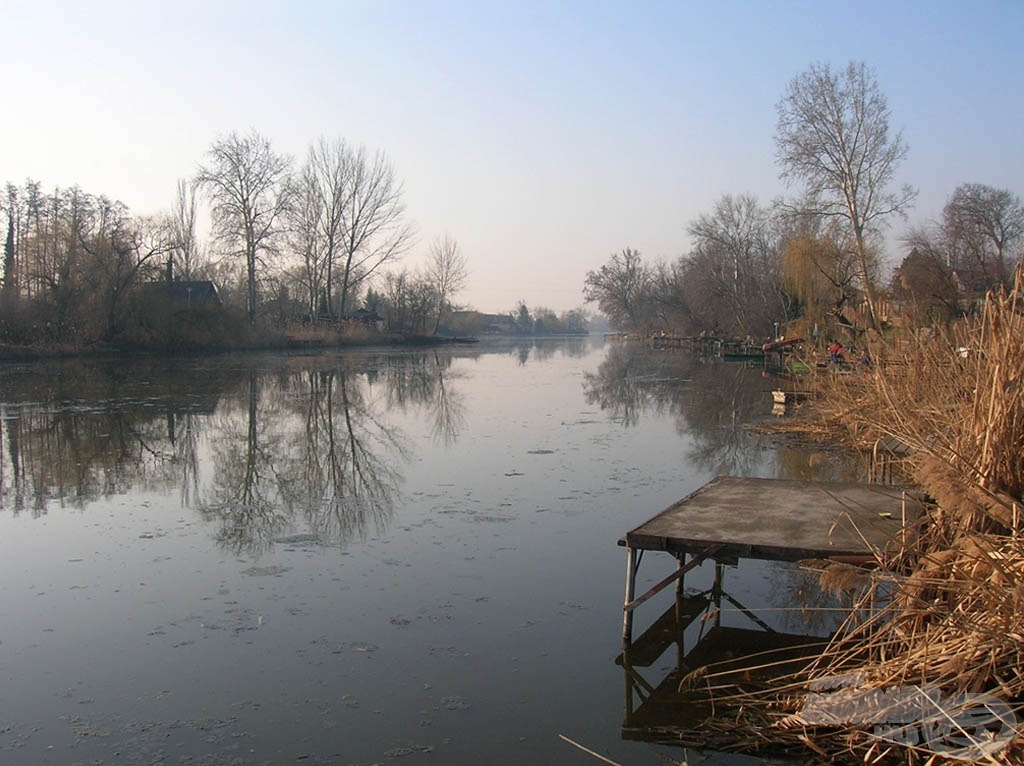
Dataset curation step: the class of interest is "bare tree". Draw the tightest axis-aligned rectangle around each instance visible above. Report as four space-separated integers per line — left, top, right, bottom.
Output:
337 144 414 315
943 183 1024 290
81 199 175 337
687 194 784 336
583 247 653 331
775 61 917 334
289 140 413 318
380 269 435 334
300 138 349 318
425 234 468 334
196 130 293 324
289 157 327 318
169 178 203 280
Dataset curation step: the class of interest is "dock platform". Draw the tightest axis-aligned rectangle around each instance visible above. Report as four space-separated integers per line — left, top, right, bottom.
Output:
618 476 921 645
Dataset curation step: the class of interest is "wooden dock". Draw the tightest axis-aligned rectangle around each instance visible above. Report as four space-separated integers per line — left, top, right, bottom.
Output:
618 476 921 645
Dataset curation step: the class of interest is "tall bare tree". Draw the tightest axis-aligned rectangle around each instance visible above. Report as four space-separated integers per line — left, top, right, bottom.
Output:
169 178 203 280
775 61 916 334
299 138 348 318
687 194 784 336
196 130 293 324
289 157 327 318
337 144 414 315
289 139 412 318
425 234 468 334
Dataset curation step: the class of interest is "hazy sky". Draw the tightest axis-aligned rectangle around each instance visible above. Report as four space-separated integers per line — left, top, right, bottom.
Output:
2 1 1022 313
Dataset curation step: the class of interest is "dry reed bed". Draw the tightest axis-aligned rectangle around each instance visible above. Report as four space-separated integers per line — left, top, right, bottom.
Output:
680 286 1024 763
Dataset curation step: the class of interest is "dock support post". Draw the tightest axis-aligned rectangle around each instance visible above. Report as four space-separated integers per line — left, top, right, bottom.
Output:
622 546 637 647
713 561 724 628
675 553 686 664
675 553 686 598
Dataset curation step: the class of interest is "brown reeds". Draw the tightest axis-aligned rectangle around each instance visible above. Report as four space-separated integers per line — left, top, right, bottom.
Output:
678 279 1024 763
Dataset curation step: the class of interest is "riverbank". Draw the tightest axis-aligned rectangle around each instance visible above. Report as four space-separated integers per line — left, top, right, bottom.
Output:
0 331 486 362
0 324 597 362
679 286 1024 763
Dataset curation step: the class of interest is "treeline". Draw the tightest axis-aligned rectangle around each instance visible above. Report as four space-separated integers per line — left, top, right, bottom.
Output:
0 181 200 347
0 132 589 350
504 302 589 336
585 63 1024 340
0 132 460 349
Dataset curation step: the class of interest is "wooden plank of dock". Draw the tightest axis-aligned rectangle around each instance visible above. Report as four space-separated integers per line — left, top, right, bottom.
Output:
622 476 918 562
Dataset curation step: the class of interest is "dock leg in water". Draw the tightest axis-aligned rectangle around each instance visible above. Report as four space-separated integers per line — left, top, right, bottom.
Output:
622 546 636 646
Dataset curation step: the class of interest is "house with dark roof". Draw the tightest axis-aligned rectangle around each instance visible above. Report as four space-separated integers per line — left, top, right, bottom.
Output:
342 308 384 329
137 280 222 310
167 281 222 308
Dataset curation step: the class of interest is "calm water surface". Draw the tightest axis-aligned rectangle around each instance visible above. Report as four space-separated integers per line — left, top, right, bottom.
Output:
0 339 856 765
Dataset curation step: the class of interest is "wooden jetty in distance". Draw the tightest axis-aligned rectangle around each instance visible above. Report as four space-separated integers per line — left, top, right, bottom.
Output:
648 334 764 358
618 476 921 646
646 334 804 367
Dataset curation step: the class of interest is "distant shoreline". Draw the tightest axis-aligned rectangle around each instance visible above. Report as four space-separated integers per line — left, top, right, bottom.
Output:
0 332 593 363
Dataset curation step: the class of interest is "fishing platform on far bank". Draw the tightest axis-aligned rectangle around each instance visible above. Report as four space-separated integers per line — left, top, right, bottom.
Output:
618 476 922 645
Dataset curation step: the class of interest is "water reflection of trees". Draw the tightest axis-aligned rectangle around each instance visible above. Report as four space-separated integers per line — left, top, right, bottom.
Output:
0 359 224 514
507 336 592 365
0 353 465 552
200 365 412 554
382 351 465 445
185 355 461 554
201 372 293 553
681 361 772 475
583 342 694 427
583 343 776 475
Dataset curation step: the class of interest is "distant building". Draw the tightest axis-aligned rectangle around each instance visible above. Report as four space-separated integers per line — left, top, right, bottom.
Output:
138 280 222 309
342 308 385 331
449 310 517 334
140 259 222 310
167 281 222 308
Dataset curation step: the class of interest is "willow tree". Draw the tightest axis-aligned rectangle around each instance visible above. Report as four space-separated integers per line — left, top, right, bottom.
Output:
775 62 916 334
781 229 857 325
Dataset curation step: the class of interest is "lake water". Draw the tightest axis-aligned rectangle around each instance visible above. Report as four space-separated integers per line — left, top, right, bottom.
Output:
0 338 856 765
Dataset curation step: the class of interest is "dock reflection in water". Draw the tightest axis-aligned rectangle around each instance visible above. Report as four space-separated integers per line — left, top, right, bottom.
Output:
617 561 833 746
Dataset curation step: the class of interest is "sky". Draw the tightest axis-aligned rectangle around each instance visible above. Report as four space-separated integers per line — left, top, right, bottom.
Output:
2 1 1022 314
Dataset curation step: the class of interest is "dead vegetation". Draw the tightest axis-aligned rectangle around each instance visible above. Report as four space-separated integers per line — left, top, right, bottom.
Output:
677 281 1024 763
